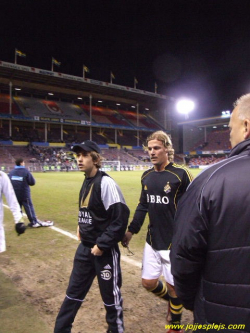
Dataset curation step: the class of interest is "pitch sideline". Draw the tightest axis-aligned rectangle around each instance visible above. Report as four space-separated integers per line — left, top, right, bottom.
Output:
3 204 141 269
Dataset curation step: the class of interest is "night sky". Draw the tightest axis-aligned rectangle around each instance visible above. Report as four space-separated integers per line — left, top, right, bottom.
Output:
1 0 250 119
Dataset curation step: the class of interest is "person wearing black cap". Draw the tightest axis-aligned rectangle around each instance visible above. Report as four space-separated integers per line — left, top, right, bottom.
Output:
54 140 130 333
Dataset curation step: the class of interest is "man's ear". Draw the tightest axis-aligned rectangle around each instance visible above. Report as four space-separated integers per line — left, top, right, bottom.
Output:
244 119 250 139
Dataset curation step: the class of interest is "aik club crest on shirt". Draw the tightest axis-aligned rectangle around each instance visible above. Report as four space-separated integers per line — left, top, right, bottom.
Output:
164 182 171 194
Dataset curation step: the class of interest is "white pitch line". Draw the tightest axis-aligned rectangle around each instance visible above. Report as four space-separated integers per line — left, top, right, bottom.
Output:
120 254 141 268
50 225 141 268
51 225 78 241
3 204 141 269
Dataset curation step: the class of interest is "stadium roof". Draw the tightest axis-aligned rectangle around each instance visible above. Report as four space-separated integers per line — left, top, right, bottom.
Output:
178 115 230 128
0 61 173 112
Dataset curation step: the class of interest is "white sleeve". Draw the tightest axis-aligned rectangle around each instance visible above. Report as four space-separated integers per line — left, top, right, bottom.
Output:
1 172 22 224
101 176 126 211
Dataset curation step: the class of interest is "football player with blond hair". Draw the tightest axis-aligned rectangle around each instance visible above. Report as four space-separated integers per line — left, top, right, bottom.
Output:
122 131 193 331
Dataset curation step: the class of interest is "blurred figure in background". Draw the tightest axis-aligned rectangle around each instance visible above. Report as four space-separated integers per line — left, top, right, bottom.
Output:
9 158 53 227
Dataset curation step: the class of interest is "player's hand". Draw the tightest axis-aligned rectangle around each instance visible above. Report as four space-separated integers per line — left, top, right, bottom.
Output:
122 231 133 247
15 222 26 236
91 245 103 256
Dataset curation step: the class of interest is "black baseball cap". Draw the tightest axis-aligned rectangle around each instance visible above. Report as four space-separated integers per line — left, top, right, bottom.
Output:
71 140 101 153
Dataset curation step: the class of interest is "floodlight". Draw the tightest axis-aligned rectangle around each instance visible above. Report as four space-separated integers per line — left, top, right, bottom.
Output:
221 110 231 118
176 99 195 116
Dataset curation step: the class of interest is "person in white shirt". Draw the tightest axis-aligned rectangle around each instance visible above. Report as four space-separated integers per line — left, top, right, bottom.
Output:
0 171 26 253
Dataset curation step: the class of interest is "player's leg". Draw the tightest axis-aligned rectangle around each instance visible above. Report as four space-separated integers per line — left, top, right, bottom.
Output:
95 245 124 333
17 199 23 216
161 250 183 330
22 196 38 225
141 243 169 300
54 243 96 333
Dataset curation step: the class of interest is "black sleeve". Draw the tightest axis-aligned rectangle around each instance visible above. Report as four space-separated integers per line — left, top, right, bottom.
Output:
127 181 148 234
96 202 130 250
178 168 193 198
170 181 208 310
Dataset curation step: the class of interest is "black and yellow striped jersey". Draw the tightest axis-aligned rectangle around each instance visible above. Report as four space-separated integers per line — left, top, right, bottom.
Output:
128 162 193 250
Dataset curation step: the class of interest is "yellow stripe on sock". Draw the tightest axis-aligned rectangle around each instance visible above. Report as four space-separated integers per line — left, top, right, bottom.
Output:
170 301 183 310
170 307 183 315
155 289 167 297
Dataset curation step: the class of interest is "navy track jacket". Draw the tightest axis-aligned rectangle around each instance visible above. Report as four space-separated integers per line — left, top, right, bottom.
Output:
8 166 35 200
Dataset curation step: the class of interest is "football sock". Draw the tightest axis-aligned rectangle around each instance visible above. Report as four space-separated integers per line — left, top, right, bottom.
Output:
168 294 183 325
148 280 169 301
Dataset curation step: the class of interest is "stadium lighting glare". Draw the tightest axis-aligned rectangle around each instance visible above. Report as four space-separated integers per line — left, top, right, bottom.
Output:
145 108 149 110
15 88 21 91
221 110 231 118
116 103 121 106
176 99 195 118
77 97 82 100
213 126 217 129
223 124 228 127
98 100 103 103
48 93 54 95
131 106 136 108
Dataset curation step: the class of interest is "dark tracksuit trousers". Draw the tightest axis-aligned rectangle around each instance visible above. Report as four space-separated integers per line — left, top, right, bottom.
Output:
17 196 38 224
54 242 124 333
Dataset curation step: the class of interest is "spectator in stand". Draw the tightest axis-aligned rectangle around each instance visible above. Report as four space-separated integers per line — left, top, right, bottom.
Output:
8 158 53 228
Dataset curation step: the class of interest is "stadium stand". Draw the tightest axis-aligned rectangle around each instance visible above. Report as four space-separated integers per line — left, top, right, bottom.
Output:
0 93 22 115
127 149 149 162
4 94 164 137
0 60 231 172
14 96 91 123
188 155 226 167
119 110 161 129
80 105 131 127
191 129 230 151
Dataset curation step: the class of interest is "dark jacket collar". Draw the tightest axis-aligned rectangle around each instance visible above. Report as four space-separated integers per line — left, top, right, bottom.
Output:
229 138 250 158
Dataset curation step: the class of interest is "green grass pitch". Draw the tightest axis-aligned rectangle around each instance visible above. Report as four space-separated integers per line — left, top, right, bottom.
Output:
1 167 201 333
27 168 201 251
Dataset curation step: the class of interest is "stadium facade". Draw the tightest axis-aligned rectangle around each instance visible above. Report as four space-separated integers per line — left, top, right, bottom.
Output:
0 60 177 171
0 60 231 171
0 60 174 145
